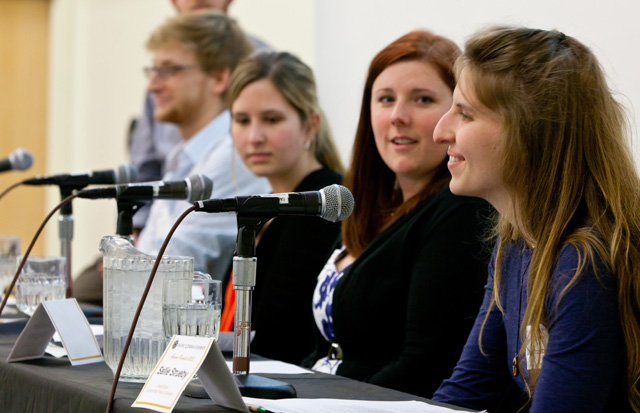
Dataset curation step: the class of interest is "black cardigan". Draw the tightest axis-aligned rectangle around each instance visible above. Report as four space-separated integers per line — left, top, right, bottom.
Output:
248 167 342 364
308 187 492 398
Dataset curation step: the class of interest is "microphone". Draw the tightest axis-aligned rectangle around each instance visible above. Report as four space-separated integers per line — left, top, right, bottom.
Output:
0 148 34 173
194 184 354 222
77 174 213 203
22 164 137 187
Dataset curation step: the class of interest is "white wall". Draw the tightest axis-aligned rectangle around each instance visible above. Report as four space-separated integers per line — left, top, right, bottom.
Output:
230 0 316 68
47 0 174 275
47 0 640 277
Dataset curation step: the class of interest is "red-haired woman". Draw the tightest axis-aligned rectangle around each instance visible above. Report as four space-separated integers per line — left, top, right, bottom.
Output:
306 30 493 398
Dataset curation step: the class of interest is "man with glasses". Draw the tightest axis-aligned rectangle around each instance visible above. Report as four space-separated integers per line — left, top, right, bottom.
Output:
74 6 269 305
129 0 269 231
134 10 269 278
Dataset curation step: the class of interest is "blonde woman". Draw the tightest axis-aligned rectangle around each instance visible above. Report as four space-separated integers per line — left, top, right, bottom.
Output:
224 52 344 364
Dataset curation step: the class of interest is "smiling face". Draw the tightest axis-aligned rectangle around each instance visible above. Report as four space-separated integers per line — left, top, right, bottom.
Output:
370 60 452 201
433 68 507 211
231 78 319 192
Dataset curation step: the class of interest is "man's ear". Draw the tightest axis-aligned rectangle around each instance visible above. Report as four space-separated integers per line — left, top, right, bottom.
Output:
210 67 231 96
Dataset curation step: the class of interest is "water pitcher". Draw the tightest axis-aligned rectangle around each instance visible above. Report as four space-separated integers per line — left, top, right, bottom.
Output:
100 235 193 382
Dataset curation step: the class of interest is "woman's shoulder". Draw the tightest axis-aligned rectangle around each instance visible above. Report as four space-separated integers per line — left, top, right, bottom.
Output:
295 167 342 192
547 241 615 304
554 241 609 275
413 187 494 228
266 168 342 239
431 186 491 209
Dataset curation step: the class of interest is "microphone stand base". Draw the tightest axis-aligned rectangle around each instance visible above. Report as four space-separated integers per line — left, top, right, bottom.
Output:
184 374 297 399
236 374 297 399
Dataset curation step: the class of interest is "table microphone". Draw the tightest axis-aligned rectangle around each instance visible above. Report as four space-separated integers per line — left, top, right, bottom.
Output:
194 184 354 222
22 164 137 187
0 148 34 173
77 174 213 203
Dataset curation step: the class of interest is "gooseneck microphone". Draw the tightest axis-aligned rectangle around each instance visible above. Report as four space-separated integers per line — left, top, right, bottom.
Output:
22 164 137 187
0 148 34 173
77 174 213 203
194 184 354 222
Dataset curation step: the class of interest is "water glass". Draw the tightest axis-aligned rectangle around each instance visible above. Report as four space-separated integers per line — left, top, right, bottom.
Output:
162 278 222 343
15 256 67 315
0 235 20 299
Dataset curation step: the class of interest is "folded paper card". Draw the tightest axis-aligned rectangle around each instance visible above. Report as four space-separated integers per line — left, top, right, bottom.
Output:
133 336 248 413
7 298 103 366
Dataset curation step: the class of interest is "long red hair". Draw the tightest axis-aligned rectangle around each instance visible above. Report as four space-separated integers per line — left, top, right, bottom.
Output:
342 30 460 256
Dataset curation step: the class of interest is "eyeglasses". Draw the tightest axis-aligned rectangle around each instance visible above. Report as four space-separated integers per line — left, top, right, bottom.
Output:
143 64 198 79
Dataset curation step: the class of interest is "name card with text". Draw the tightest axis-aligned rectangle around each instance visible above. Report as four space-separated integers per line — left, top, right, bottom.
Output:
133 335 248 412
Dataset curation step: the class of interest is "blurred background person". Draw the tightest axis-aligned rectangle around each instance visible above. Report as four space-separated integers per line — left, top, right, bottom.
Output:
433 27 640 412
224 51 344 364
74 2 270 305
74 11 269 306
305 30 492 397
130 0 269 232
135 11 269 277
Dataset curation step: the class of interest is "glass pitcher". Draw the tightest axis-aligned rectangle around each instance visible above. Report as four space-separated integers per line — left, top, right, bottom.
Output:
100 235 194 382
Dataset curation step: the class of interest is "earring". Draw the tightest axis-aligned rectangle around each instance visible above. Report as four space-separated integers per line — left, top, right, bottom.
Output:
304 140 311 150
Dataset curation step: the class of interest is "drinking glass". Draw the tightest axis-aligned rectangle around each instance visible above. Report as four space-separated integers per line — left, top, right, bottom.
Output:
162 278 222 343
0 236 20 300
15 256 67 315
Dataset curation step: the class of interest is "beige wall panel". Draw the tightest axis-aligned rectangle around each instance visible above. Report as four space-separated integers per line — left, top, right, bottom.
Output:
0 0 50 255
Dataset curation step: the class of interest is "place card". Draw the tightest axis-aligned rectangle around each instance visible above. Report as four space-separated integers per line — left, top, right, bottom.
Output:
133 335 248 412
197 340 248 412
7 298 103 366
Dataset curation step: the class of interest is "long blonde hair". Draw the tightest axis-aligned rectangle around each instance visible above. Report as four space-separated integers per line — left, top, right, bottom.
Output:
226 51 344 174
460 26 640 409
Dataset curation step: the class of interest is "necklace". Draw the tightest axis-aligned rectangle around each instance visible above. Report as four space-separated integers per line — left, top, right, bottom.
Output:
512 256 527 377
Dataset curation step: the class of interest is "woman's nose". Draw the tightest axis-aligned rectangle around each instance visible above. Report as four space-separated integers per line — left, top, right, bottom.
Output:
390 102 410 127
248 123 265 143
433 111 454 144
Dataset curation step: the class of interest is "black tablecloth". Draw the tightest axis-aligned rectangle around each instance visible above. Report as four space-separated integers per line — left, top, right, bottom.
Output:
0 319 473 412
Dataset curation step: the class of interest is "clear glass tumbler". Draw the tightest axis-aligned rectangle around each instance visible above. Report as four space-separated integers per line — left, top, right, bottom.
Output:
15 256 67 315
162 278 222 343
0 235 20 300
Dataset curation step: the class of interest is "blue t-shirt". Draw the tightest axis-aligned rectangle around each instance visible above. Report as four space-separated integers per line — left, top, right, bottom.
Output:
433 240 630 412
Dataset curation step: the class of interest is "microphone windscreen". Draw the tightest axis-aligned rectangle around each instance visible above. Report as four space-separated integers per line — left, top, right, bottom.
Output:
320 184 354 222
10 148 33 171
114 164 138 184
185 174 213 203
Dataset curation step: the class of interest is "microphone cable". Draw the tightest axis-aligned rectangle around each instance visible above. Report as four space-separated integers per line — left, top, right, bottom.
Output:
0 186 197 412
0 180 25 201
0 192 80 317
106 205 196 413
